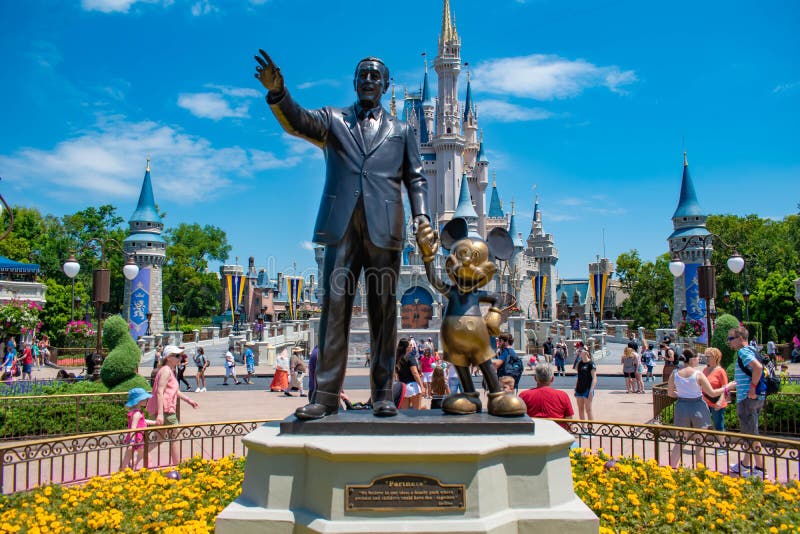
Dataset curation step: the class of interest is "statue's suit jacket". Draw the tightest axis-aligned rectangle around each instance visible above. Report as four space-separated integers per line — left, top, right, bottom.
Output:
268 90 429 249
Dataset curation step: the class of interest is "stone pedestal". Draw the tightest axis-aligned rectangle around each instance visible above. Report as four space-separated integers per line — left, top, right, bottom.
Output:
216 413 597 534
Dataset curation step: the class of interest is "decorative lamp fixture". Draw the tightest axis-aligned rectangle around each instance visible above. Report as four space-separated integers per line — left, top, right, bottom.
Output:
742 288 751 303
123 256 139 281
668 254 685 277
681 308 687 321
723 290 731 304
726 252 745 274
63 255 80 279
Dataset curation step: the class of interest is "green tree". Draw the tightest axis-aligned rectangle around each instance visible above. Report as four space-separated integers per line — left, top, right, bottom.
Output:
749 271 800 343
616 250 673 329
163 223 230 321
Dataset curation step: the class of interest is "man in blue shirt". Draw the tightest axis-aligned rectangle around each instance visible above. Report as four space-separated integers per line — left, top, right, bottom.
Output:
492 333 521 391
729 325 765 477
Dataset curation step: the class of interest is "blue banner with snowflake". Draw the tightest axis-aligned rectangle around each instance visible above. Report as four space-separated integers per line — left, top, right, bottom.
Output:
128 268 150 339
683 263 708 344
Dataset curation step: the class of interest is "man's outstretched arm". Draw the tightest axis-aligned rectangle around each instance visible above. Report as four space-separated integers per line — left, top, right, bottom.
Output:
254 49 328 147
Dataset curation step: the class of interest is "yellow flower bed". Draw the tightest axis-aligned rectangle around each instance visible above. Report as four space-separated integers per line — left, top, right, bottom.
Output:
572 449 800 533
0 451 797 533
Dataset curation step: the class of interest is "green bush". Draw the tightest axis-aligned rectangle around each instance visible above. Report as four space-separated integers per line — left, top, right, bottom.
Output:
42 380 109 395
711 313 741 369
0 394 127 439
109 374 150 393
100 315 142 389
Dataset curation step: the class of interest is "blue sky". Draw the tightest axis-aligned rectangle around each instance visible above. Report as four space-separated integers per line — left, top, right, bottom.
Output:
0 0 797 280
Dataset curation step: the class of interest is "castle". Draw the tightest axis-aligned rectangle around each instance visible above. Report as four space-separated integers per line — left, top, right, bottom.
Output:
318 0 563 329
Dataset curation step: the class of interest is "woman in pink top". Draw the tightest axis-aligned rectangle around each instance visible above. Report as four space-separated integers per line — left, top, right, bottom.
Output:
418 348 436 399
702 347 729 432
147 345 198 478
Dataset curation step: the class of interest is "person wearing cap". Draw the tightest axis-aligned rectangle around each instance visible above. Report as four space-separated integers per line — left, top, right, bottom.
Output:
120 387 155 470
146 345 199 473
285 347 308 397
244 341 256 385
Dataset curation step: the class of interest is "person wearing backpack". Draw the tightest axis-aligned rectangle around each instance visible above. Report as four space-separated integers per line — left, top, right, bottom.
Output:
493 333 523 392
728 325 766 477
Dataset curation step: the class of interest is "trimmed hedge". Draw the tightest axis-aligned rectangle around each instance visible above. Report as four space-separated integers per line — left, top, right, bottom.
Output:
100 315 144 390
710 313 741 369
0 392 127 439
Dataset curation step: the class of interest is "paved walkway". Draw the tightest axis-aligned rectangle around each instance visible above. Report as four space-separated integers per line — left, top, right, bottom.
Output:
32 339 800 427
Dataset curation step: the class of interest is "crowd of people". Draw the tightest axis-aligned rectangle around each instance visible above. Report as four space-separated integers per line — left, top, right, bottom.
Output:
1 335 51 383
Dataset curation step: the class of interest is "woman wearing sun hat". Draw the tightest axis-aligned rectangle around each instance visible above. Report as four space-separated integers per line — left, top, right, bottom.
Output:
146 345 199 477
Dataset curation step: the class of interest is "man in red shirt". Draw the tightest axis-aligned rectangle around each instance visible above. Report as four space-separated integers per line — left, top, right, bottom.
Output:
519 363 574 428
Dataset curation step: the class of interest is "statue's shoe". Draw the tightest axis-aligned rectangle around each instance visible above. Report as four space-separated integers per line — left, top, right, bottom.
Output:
373 400 398 417
487 391 527 417
441 392 482 415
295 403 338 420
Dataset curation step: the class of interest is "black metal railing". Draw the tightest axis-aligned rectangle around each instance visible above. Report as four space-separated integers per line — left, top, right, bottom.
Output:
652 383 800 437
0 419 267 493
557 419 799 483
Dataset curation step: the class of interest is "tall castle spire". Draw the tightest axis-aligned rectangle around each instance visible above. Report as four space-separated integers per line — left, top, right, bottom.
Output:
129 157 162 224
440 0 457 44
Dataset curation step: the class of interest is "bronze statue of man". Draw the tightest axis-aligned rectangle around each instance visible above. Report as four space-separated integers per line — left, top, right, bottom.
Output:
254 50 438 420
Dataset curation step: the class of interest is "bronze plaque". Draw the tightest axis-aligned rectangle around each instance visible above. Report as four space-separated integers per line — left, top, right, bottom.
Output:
346 474 465 512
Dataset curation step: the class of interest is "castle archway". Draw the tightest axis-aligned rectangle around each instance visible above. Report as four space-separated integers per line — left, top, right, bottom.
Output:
400 286 434 329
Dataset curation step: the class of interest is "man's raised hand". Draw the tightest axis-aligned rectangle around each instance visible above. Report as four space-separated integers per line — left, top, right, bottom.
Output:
254 49 285 94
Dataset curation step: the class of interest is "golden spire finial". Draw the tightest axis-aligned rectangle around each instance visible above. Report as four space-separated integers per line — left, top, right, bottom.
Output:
511 197 515 215
423 51 428 73
146 155 150 172
683 151 688 167
492 170 496 187
441 0 454 42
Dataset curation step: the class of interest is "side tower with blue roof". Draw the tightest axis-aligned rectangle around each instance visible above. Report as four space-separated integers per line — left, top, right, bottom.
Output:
123 158 166 337
668 152 711 328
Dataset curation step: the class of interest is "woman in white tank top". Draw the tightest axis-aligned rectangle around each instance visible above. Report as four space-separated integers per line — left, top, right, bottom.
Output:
667 349 735 468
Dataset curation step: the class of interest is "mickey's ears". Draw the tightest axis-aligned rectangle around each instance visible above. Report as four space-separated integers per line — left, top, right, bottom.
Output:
440 218 469 250
487 227 514 260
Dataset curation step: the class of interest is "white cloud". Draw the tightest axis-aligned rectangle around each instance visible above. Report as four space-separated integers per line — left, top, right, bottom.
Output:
191 0 215 16
177 92 249 120
476 99 553 122
81 0 164 13
773 81 799 94
297 79 341 90
206 84 261 98
547 213 578 222
300 241 315 251
472 54 636 100
558 197 586 206
177 84 260 120
0 117 305 204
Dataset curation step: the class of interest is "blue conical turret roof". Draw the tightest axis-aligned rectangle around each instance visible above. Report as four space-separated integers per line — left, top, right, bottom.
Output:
672 152 703 219
509 205 525 248
454 173 479 220
463 75 474 122
129 159 162 224
487 180 504 218
422 70 434 107
477 140 487 163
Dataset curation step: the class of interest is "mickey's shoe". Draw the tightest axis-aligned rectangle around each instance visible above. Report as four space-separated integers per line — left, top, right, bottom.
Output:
487 391 527 417
441 392 482 415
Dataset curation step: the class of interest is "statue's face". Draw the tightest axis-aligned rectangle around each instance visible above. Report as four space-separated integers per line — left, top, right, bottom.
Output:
354 61 387 107
444 238 497 292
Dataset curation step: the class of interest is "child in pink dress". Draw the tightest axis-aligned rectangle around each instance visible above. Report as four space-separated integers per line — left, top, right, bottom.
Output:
120 388 155 470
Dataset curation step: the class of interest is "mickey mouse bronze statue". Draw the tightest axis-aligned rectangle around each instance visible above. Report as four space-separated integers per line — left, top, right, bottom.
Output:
417 217 526 417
